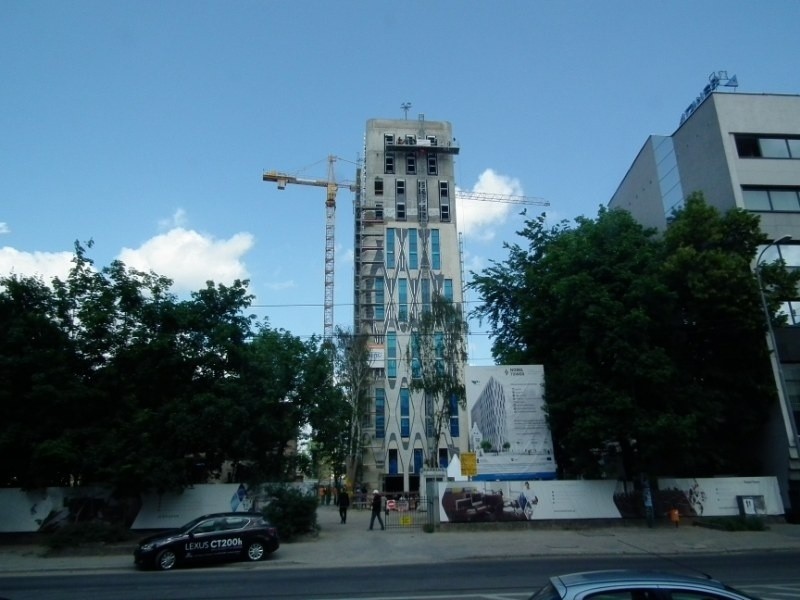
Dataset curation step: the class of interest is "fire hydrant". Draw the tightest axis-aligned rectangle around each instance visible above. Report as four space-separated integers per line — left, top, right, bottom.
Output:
668 507 680 528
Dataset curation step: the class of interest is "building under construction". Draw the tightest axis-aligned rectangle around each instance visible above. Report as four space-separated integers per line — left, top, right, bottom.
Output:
354 116 469 493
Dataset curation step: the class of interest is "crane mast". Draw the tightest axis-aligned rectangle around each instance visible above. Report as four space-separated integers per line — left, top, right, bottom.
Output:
263 155 358 341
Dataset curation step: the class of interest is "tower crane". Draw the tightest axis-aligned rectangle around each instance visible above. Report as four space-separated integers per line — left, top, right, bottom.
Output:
455 190 549 206
262 155 359 341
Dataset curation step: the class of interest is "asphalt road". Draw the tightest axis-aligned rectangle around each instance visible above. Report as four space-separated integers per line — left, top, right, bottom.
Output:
3 551 800 600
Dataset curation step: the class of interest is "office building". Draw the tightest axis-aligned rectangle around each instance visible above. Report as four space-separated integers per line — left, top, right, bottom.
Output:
609 91 800 511
353 116 469 493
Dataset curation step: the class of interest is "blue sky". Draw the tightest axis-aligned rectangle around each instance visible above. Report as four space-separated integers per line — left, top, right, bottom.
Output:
2 0 799 365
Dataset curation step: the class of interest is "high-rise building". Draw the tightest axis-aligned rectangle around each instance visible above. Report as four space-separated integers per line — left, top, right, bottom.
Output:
353 116 469 494
609 91 800 512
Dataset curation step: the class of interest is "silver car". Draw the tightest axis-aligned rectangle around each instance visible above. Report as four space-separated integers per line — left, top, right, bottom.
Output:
529 570 760 600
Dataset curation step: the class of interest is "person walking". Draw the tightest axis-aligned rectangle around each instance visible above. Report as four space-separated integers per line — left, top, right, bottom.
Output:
338 488 350 524
369 489 385 530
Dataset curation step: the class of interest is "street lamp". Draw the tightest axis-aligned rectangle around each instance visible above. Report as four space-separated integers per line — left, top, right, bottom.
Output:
755 234 799 460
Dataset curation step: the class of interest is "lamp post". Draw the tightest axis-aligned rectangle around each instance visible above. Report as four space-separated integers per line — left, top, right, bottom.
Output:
755 234 799 460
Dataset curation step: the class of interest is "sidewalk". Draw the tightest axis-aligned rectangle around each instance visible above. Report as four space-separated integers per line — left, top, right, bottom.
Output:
2 505 800 575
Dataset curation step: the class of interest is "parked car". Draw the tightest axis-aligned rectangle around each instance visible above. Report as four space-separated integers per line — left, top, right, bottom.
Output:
529 570 760 600
134 512 279 571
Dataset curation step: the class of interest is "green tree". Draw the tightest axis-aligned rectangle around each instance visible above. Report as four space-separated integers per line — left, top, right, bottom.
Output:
406 295 467 468
332 327 372 487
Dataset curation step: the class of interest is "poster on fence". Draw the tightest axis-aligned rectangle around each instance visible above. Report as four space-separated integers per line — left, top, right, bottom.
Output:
465 365 557 481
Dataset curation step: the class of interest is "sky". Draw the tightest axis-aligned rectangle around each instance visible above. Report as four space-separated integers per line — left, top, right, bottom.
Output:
2 0 799 366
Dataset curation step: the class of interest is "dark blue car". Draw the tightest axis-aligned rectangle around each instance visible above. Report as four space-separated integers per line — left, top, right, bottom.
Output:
134 512 279 570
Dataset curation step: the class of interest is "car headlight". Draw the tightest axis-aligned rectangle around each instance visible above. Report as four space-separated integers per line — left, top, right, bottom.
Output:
139 543 155 552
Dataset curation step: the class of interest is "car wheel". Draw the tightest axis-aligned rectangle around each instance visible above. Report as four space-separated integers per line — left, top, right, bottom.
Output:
156 549 178 571
246 541 266 562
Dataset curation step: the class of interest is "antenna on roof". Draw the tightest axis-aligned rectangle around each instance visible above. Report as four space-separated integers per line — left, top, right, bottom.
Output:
401 102 412 119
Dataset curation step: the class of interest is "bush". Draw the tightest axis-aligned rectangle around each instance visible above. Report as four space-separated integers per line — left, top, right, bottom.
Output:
44 521 133 550
261 484 319 541
694 516 767 531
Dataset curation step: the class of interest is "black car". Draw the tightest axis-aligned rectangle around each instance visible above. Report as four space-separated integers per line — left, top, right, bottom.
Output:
134 512 279 570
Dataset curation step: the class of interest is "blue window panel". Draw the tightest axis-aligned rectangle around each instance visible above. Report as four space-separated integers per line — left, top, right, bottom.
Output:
400 388 410 438
387 332 397 378
413 449 424 473
434 332 444 374
375 388 385 439
375 277 385 321
386 228 395 269
411 333 421 379
399 279 408 322
449 393 460 437
438 448 448 469
421 278 431 313
409 229 418 269
388 449 398 474
443 279 453 302
431 229 441 270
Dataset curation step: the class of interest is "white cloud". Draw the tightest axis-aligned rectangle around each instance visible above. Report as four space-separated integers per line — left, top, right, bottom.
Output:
456 169 524 240
0 223 10 234
158 209 189 230
0 247 74 282
118 228 254 292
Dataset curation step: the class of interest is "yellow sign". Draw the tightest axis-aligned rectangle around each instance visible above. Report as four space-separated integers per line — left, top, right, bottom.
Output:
460 452 478 476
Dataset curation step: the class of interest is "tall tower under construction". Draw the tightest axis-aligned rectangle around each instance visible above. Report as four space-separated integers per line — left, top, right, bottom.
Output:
354 115 469 493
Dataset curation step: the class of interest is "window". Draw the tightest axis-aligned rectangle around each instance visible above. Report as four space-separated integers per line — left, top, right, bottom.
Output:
399 278 408 322
736 134 800 158
438 448 448 468
434 332 444 375
396 179 405 196
426 135 437 146
384 133 394 145
431 229 441 269
409 229 418 269
385 154 395 174
375 202 383 221
443 279 453 302
400 388 410 437
439 181 450 221
397 201 406 220
421 278 431 313
413 448 424 473
742 187 800 212
411 333 421 379
375 277 385 321
427 153 438 176
387 333 396 379
406 152 416 174
388 448 398 474
449 393 460 437
386 228 395 268
374 177 384 196
375 388 385 438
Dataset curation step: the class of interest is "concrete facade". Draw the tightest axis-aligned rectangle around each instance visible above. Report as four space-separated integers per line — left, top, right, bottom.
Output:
609 92 800 513
353 116 468 494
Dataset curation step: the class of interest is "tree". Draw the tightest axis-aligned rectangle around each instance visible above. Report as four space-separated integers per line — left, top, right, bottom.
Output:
332 327 372 488
406 295 467 468
469 196 797 479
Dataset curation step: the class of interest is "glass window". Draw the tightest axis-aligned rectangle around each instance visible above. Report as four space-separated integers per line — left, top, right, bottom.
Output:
449 393 460 437
431 229 441 269
444 279 454 302
409 229 418 269
397 202 406 220
374 178 384 195
779 244 800 268
388 448 398 474
385 154 394 174
735 135 760 157
387 333 396 379
399 279 408 322
789 139 800 158
400 388 410 437
771 190 800 211
742 189 771 211
396 179 405 196
413 448 424 473
422 278 431 313
760 138 790 158
411 333 421 379
406 153 416 175
386 228 395 269
427 154 438 176
375 277 385 321
375 388 385 438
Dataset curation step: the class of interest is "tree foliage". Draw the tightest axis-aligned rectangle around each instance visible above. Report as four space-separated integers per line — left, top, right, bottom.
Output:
0 242 343 493
406 295 467 468
469 194 799 479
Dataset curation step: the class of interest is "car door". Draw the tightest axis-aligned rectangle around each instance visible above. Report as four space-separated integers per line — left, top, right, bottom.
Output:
184 517 221 561
213 516 248 557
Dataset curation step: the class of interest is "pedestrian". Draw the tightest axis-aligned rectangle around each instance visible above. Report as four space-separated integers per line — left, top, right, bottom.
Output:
369 489 385 530
669 505 680 528
339 488 350 524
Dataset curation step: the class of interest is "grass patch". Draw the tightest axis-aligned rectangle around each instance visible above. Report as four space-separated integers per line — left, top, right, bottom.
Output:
693 516 767 531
